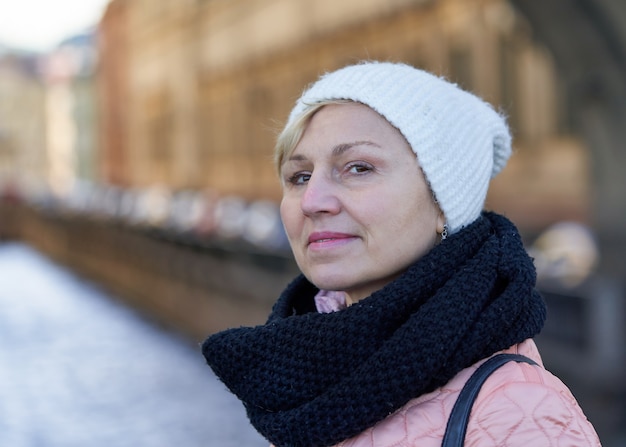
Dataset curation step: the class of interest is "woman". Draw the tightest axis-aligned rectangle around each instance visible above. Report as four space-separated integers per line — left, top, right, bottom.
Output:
203 62 601 446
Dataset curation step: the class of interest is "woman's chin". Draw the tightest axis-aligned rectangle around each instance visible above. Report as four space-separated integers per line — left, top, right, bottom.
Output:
305 271 351 293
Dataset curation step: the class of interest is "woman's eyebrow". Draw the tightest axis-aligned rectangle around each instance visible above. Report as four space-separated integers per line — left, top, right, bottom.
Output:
286 153 307 162
286 140 381 162
331 140 381 157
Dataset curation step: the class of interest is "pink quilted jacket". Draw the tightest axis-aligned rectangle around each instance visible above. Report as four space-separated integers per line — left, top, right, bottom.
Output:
271 339 601 447
338 339 600 446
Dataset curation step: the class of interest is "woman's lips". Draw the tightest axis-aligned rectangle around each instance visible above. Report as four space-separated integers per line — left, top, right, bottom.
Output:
307 232 357 249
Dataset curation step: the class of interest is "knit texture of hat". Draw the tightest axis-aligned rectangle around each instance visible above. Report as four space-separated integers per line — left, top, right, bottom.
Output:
287 61 512 234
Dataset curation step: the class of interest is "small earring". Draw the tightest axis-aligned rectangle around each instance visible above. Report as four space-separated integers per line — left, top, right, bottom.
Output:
441 224 448 241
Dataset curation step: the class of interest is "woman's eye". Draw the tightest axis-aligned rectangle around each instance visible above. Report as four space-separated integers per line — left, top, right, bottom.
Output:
346 163 373 174
287 172 311 185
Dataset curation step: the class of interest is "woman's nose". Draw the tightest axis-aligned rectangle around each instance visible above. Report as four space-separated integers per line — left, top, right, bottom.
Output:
300 173 341 216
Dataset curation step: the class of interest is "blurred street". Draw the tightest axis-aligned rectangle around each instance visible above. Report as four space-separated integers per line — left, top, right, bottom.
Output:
0 242 266 447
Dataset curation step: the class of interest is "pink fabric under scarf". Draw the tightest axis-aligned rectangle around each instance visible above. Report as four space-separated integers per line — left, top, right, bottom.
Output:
314 290 347 313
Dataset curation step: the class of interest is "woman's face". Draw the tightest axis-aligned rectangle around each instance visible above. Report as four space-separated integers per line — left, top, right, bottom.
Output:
280 103 444 303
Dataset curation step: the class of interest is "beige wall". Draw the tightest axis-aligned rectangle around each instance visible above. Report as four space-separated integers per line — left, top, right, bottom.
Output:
197 0 433 74
115 0 193 188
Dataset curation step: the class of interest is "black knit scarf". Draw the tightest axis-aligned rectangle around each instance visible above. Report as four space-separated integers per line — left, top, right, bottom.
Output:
202 212 546 447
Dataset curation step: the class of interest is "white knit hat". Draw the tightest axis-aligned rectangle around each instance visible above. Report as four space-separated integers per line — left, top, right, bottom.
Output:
286 61 512 234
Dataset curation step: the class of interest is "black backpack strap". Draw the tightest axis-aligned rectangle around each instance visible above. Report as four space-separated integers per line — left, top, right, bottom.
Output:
441 353 539 447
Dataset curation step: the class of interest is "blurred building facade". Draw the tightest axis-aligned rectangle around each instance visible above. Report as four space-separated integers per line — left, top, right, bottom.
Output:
0 33 99 201
98 0 130 185
43 32 99 197
0 49 47 197
98 0 591 232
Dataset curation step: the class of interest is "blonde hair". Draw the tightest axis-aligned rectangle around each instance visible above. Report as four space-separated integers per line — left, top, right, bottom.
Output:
274 99 355 174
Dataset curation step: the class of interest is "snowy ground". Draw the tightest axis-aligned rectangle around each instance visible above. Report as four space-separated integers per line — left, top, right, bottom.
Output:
0 242 266 447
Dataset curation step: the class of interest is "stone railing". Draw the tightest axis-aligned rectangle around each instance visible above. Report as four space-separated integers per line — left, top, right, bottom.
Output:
0 200 298 342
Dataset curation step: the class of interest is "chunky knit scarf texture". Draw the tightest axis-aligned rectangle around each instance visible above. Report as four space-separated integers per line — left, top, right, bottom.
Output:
202 212 546 447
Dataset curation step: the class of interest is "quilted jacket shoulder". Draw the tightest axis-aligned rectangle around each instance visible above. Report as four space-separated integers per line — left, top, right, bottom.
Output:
336 339 601 447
